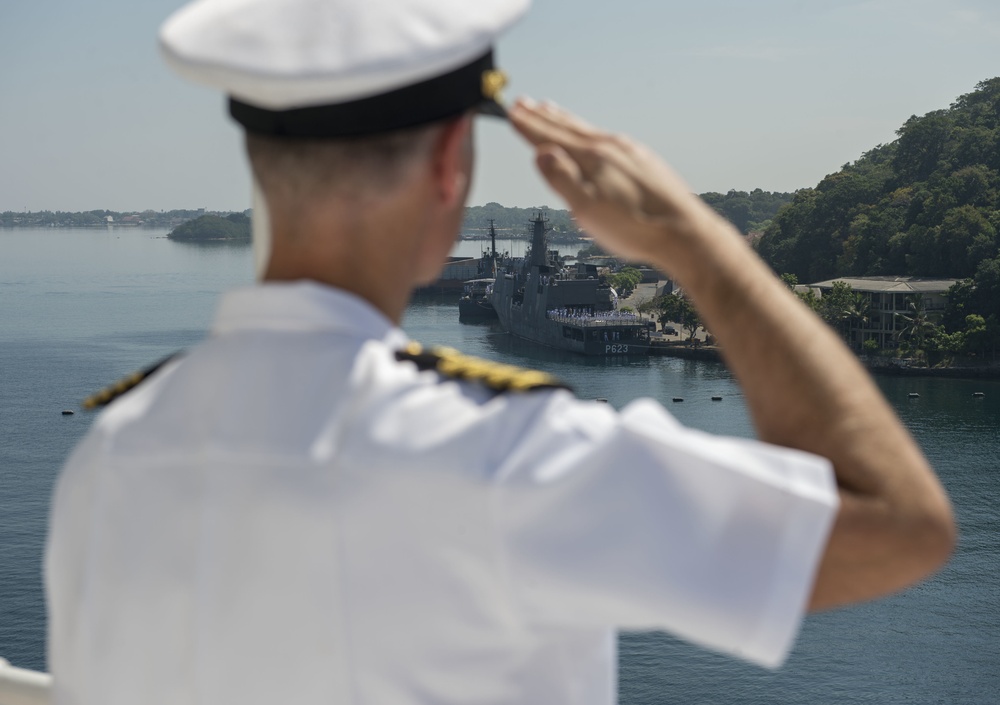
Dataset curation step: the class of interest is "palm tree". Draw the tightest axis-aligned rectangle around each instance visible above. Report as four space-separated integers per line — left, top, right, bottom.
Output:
819 281 857 343
895 294 940 351
843 292 872 349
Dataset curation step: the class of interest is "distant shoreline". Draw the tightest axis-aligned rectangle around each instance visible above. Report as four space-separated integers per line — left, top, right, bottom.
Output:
652 342 1000 380
863 359 1000 380
0 224 590 248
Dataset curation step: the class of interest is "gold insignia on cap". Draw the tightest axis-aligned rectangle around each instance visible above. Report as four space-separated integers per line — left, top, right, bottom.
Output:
481 69 508 104
396 343 572 394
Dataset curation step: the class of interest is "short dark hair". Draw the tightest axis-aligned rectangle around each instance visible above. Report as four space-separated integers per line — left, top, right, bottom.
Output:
245 121 441 204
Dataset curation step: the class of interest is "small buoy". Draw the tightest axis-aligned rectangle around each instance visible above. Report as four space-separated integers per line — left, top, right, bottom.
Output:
908 392 919 398
973 392 985 398
672 397 684 402
61 410 74 416
711 396 723 401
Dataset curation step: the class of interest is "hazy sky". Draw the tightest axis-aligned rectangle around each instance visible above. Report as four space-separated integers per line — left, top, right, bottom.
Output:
2 0 999 212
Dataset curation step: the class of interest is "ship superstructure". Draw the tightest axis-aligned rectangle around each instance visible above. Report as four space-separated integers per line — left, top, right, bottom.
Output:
458 219 502 321
490 213 652 355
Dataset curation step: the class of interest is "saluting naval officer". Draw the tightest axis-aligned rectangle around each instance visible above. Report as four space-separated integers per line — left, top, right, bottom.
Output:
46 1 955 704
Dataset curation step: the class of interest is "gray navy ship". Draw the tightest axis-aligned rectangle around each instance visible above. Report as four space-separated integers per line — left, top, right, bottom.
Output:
490 213 653 355
457 219 503 322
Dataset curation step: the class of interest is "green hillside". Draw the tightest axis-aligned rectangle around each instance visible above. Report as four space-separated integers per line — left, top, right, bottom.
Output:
701 189 792 234
758 77 1000 284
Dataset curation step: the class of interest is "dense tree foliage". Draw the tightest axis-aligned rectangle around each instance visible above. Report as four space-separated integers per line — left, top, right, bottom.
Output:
576 242 608 259
756 77 1000 363
168 213 251 241
638 293 702 341
462 203 580 239
757 78 1000 283
464 193 791 243
606 266 642 299
700 189 793 234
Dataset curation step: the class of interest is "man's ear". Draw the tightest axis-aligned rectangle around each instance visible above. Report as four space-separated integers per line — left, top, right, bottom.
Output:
431 114 474 208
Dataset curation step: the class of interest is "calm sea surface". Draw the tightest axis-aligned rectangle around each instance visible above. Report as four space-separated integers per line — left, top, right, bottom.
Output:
2 228 998 703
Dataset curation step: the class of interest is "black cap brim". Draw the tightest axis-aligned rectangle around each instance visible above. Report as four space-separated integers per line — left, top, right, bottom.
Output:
231 50 505 138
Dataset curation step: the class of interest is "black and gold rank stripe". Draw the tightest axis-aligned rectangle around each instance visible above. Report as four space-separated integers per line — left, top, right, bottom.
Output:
82 353 183 410
395 342 572 394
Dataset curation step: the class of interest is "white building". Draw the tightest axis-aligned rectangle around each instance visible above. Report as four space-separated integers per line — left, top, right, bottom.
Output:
810 276 959 350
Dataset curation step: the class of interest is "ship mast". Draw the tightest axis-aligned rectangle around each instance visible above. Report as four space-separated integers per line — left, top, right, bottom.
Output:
528 211 549 267
488 218 498 259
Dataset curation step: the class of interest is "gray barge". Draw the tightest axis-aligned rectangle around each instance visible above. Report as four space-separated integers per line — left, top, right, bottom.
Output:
490 213 652 356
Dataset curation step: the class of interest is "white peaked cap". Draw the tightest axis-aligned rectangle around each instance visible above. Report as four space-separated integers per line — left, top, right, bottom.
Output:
160 0 529 115
160 0 529 278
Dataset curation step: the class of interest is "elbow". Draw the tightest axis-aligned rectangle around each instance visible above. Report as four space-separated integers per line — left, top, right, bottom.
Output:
911 498 957 579
811 490 957 611
890 494 958 592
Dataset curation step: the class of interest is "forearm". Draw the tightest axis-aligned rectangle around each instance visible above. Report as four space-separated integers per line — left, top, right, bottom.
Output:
648 205 890 465
647 207 955 608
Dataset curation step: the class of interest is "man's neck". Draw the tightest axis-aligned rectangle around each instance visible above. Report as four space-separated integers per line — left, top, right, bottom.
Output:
260 197 434 324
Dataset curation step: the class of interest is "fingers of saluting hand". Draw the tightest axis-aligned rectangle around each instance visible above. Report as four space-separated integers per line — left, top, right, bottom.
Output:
508 97 651 185
533 144 592 210
509 97 646 208
507 97 716 266
508 98 632 174
509 100 592 182
508 98 602 147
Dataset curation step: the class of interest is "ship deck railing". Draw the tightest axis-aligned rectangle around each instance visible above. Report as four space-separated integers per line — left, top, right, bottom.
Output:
546 313 649 327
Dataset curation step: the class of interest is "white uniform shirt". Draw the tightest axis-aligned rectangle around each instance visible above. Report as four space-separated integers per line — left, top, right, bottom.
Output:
47 281 838 705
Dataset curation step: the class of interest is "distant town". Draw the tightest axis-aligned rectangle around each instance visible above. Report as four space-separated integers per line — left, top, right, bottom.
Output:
0 208 242 231
0 207 591 242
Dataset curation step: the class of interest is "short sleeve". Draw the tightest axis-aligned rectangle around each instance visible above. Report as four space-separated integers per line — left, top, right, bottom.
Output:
490 394 838 669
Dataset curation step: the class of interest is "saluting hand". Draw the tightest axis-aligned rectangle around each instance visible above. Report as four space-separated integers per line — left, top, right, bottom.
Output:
508 98 726 268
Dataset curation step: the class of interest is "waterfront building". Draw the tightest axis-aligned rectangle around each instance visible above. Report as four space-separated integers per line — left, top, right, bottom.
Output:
810 276 958 350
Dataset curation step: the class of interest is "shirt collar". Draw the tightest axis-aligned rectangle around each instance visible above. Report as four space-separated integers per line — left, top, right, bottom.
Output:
212 280 409 347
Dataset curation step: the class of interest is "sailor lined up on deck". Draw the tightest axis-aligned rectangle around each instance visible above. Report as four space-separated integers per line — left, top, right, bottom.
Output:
547 308 639 322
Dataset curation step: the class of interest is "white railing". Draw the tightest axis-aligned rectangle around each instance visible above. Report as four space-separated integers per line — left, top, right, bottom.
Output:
0 658 51 705
546 313 646 327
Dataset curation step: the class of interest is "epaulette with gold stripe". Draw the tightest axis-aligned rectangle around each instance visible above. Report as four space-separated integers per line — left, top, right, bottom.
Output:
395 343 573 394
82 353 182 410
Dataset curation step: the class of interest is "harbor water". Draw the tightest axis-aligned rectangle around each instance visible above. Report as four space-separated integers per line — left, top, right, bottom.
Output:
2 228 998 703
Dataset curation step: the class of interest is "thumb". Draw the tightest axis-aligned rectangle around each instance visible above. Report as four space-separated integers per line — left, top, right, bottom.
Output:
535 145 589 210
